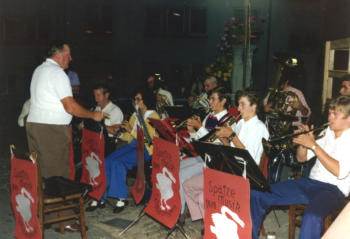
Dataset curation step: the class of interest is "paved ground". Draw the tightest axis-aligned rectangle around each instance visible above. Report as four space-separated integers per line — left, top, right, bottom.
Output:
0 127 297 239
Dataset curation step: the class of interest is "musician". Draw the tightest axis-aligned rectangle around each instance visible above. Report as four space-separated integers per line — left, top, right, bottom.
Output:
191 76 218 116
339 74 350 96
87 89 159 212
251 95 350 239
182 91 269 222
92 83 124 154
179 87 232 220
146 73 174 119
263 74 311 126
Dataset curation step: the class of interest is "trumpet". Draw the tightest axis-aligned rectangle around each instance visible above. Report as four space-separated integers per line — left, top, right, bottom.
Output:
171 115 200 131
269 122 329 144
263 122 330 152
199 115 237 143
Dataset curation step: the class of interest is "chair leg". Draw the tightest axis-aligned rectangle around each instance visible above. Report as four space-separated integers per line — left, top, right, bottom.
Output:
260 224 267 237
289 205 296 239
79 197 87 239
58 211 65 234
323 215 332 232
38 201 44 238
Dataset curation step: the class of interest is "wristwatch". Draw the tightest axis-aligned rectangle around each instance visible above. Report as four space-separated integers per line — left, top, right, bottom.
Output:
229 132 236 141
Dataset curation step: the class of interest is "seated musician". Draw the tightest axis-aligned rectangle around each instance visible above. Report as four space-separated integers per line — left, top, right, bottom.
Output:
87 88 159 212
146 73 174 119
179 87 232 220
182 91 269 223
191 76 218 117
251 95 350 239
92 83 124 155
263 73 311 126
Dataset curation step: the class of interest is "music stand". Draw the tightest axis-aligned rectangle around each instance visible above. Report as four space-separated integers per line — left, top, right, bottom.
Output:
164 105 192 120
192 141 270 192
148 118 197 157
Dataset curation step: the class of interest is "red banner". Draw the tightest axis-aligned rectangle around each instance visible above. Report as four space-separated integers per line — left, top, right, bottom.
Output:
145 137 181 228
80 128 106 200
10 156 41 239
204 167 252 239
130 126 145 204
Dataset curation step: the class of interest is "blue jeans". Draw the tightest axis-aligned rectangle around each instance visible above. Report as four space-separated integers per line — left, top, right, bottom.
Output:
101 140 151 201
250 177 345 239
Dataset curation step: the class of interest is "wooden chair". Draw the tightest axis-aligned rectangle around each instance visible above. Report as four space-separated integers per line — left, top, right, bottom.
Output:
288 198 349 239
10 145 87 239
258 152 268 237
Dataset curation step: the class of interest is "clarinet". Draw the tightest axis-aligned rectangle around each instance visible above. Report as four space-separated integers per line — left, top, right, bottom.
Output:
135 106 153 146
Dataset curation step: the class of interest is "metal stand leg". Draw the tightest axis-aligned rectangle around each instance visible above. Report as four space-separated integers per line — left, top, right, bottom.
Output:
165 223 190 239
272 209 280 227
117 207 146 237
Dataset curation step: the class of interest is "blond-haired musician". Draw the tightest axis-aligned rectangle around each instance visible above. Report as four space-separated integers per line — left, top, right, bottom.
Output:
182 91 269 223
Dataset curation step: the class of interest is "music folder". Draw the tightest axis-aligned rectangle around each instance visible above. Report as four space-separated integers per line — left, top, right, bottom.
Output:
148 118 197 157
192 141 270 192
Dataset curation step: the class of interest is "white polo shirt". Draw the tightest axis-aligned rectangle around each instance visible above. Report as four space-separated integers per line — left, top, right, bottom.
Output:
95 101 123 137
308 127 350 196
231 116 270 165
27 59 73 125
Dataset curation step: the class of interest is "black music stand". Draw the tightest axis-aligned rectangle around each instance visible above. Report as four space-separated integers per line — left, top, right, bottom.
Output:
148 118 197 157
164 105 192 121
192 141 270 192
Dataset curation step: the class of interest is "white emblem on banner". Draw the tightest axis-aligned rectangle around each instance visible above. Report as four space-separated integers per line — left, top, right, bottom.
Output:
156 167 176 211
210 205 245 239
85 152 102 185
16 188 34 232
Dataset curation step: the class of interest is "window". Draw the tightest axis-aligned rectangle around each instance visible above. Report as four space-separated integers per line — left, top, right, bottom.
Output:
85 4 112 35
189 8 207 36
144 4 207 38
166 7 185 36
144 6 164 37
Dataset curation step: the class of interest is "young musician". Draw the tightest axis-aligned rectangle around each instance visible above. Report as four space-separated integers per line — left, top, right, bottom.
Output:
179 87 232 219
182 91 269 222
87 89 159 212
251 95 350 239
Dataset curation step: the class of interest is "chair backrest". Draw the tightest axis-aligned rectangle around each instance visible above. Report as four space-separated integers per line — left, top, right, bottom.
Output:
10 145 42 239
259 152 268 180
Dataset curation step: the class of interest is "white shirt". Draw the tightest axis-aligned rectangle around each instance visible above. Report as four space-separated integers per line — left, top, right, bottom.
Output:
231 116 270 165
190 110 228 141
18 99 31 127
157 88 174 106
27 59 73 125
95 101 123 137
307 127 350 196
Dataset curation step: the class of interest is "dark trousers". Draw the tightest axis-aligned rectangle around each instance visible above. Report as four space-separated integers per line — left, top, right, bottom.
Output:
26 122 74 227
251 178 345 239
26 122 71 178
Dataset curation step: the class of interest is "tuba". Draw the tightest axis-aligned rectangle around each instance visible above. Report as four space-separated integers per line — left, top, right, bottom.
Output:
191 92 211 120
267 89 299 116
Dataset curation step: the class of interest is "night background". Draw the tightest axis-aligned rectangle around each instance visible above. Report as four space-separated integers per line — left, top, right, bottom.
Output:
0 0 349 155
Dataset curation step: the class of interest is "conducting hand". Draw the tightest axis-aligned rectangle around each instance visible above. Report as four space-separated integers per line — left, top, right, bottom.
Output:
92 111 109 122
